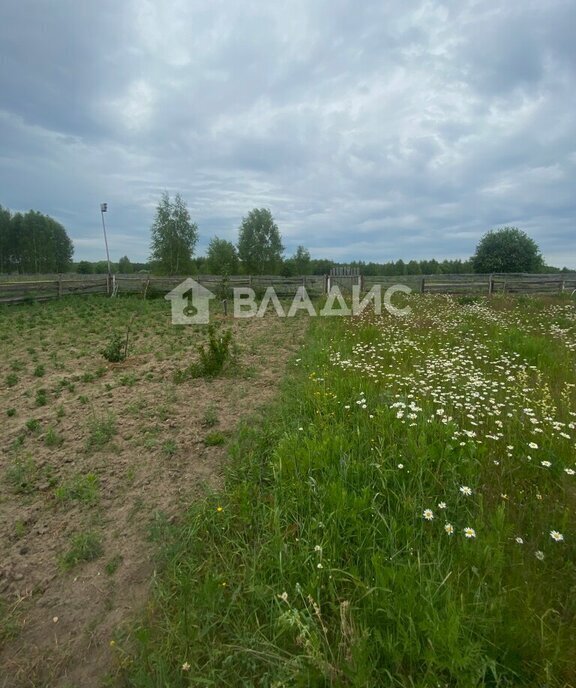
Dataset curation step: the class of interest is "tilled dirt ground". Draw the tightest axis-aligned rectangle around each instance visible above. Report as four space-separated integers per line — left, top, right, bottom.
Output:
0 296 307 687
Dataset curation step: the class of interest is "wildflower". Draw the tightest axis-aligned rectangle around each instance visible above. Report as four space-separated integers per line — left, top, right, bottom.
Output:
459 485 472 496
438 501 447 509
397 463 404 469
444 523 454 535
182 662 191 671
515 537 524 544
540 460 552 468
317 562 323 569
528 442 539 449
550 531 564 542
423 509 434 521
278 591 289 602
314 545 322 553
564 468 575 475
216 506 223 512
463 527 476 539
535 551 545 561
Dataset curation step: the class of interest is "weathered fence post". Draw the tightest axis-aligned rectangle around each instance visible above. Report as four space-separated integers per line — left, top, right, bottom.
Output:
488 274 494 295
58 275 63 298
420 277 425 294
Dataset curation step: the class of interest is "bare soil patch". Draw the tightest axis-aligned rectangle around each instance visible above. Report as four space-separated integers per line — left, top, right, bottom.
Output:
0 296 307 687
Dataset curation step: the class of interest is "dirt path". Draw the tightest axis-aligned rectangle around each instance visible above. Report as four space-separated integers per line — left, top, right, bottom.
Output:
0 298 307 687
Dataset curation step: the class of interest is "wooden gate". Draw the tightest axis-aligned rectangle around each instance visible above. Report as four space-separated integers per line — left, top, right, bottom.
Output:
328 266 362 293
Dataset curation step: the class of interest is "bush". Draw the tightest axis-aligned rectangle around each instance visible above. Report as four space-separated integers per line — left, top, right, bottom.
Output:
101 333 126 363
173 325 236 381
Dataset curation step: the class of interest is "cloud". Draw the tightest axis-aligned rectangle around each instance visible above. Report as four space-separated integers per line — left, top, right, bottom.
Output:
0 0 574 267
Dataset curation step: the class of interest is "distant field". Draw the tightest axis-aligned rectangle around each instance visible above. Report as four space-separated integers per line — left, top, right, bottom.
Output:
122 294 576 687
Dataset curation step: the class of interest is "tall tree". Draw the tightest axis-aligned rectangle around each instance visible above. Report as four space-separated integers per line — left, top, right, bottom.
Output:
149 192 198 275
0 205 11 273
205 237 239 274
237 208 284 274
292 245 311 275
118 255 133 273
0 207 73 273
472 227 544 273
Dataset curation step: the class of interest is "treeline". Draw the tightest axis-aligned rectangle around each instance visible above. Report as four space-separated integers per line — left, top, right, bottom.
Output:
75 257 148 274
71 255 570 277
0 205 74 273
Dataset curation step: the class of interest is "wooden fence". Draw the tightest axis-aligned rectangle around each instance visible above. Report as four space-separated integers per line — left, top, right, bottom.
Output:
0 272 575 305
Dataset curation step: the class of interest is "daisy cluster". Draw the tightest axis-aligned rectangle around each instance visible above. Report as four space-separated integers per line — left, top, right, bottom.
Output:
327 295 575 550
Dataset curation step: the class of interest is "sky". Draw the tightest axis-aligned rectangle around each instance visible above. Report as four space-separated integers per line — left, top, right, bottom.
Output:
0 0 575 267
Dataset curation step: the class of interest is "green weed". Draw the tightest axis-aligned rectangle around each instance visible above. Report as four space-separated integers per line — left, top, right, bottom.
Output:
86 412 117 450
55 473 99 503
60 531 103 570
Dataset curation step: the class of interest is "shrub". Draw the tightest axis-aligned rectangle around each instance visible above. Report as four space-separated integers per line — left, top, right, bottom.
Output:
101 333 126 363
197 325 235 377
174 325 236 381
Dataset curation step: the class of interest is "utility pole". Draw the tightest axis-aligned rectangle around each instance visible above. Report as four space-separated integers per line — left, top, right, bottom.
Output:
100 202 112 294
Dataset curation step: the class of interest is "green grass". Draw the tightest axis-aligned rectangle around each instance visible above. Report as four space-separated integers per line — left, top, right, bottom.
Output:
60 531 103 570
122 295 576 687
161 439 177 458
6 373 18 387
86 411 117 450
204 430 226 446
5 455 39 495
44 425 64 448
55 472 100 504
0 599 21 643
105 554 123 576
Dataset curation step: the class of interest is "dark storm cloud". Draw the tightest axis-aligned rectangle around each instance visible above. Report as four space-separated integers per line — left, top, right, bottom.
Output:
0 0 574 266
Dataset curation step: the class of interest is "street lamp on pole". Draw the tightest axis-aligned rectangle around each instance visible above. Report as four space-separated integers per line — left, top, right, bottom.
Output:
100 203 112 295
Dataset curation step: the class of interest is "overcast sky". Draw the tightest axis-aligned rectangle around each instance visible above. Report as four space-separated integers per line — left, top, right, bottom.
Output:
0 0 575 267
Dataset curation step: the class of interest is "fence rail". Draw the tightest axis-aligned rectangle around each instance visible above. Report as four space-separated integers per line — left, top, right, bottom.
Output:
0 273 575 305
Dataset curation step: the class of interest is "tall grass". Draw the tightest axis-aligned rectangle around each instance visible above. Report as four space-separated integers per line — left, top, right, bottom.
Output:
120 295 576 687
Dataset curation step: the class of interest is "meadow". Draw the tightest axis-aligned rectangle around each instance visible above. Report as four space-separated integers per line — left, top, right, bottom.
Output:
117 294 576 687
0 295 306 686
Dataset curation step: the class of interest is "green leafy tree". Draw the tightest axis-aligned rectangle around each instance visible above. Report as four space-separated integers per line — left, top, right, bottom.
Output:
472 227 544 273
0 205 11 273
0 207 73 273
76 261 93 274
118 255 133 274
292 245 311 275
149 192 198 275
309 258 334 275
406 260 421 275
205 237 239 274
237 208 284 274
282 245 312 276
